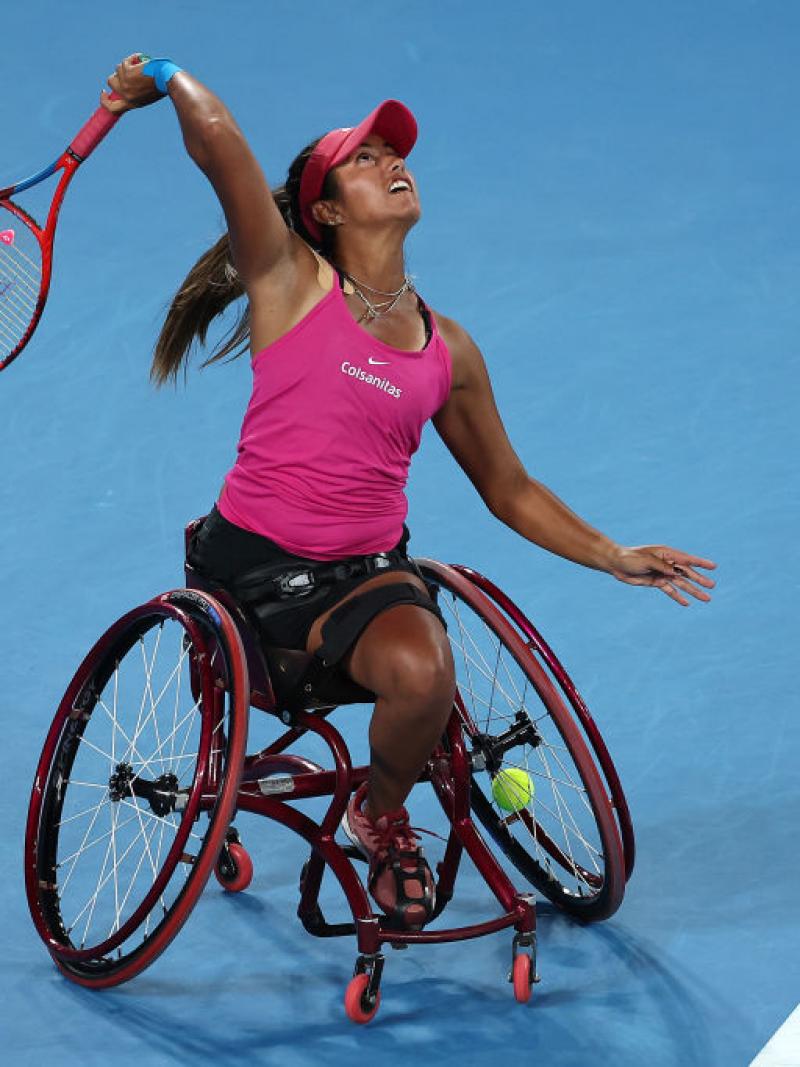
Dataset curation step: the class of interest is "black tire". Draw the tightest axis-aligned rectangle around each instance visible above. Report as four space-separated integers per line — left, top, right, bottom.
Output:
419 560 626 921
25 589 249 986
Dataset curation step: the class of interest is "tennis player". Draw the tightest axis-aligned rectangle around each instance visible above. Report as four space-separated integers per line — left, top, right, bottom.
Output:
102 56 715 930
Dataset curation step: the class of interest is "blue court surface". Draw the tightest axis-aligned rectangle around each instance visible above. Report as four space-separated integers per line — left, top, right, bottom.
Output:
1 3 797 1064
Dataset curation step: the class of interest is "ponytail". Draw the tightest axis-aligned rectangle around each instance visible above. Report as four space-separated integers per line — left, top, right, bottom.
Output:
150 233 246 385
151 137 336 386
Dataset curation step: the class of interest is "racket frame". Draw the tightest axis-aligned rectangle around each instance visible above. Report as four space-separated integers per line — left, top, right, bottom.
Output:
0 103 120 370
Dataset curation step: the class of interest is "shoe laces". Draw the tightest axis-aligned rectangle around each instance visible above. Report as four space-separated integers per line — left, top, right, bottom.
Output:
373 809 419 859
371 808 446 860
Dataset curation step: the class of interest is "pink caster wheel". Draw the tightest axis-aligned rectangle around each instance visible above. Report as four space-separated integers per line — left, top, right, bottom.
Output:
215 830 253 893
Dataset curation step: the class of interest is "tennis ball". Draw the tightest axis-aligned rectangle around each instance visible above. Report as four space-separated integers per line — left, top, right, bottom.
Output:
491 768 534 812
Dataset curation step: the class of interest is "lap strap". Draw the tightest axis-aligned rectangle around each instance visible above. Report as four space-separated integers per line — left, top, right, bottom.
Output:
230 549 408 604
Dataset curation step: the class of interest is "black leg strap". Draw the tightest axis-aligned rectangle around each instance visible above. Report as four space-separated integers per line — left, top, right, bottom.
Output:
317 582 445 667
371 847 436 930
286 582 446 710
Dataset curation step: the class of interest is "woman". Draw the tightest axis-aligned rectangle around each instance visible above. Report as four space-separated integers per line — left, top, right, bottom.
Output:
102 55 716 931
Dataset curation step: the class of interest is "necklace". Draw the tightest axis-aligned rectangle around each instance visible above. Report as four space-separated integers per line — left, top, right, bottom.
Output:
341 270 415 323
344 271 412 298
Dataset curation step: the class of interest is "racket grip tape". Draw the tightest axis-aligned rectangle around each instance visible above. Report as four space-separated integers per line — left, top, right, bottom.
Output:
69 96 121 160
67 55 150 161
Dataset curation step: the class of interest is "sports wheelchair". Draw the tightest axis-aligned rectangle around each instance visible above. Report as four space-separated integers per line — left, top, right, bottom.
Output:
25 521 634 1023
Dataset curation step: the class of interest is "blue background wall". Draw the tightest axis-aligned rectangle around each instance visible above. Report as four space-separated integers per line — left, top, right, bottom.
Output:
1 3 797 1064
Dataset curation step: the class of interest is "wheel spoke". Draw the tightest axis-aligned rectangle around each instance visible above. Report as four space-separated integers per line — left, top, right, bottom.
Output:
27 597 255 975
425 565 623 916
58 796 121 893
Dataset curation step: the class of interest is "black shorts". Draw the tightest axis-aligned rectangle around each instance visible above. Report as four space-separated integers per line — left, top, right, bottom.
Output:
186 506 421 651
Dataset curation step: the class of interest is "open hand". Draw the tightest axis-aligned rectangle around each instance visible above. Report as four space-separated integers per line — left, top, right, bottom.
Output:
100 54 163 114
609 545 716 606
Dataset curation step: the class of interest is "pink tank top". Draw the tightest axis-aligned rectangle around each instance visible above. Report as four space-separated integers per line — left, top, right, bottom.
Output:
219 282 452 560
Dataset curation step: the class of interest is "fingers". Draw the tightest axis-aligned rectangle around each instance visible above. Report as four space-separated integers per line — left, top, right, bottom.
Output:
106 56 142 92
122 53 147 74
99 89 127 114
657 581 690 607
679 555 716 570
672 562 716 590
615 545 716 606
652 568 712 606
653 546 717 596
662 548 717 573
672 574 712 603
658 558 713 603
101 55 151 113
657 581 712 607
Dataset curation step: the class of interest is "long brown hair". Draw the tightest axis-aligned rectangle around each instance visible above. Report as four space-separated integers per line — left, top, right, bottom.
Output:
151 138 336 385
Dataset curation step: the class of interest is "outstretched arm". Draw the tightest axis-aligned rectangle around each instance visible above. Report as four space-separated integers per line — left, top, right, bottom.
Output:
101 55 295 289
433 317 716 607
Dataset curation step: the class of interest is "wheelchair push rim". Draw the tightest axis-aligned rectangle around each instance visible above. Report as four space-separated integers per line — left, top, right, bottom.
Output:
419 560 627 921
451 564 635 881
25 590 249 985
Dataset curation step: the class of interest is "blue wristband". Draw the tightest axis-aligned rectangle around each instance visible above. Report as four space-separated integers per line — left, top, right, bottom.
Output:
142 57 183 95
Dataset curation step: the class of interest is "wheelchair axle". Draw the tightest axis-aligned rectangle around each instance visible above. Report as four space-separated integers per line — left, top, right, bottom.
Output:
107 763 188 816
470 710 542 775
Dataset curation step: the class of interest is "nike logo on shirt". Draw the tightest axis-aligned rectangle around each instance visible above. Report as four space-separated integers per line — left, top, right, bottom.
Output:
368 357 391 365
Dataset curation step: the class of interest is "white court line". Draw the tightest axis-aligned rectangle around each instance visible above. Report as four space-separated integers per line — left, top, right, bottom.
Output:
751 1003 800 1066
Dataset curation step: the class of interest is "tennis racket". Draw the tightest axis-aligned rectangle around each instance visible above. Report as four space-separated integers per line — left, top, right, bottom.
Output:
0 95 124 372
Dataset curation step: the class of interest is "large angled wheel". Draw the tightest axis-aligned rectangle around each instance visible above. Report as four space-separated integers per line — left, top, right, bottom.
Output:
25 589 249 987
419 560 628 922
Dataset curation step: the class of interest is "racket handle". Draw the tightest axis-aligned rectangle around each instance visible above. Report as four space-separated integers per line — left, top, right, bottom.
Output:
69 91 123 160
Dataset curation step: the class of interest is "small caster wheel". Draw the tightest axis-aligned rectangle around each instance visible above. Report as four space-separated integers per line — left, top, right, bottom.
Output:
512 953 533 1004
215 841 253 893
344 972 381 1024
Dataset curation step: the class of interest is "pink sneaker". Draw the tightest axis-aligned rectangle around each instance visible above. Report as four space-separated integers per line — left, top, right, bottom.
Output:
343 782 436 930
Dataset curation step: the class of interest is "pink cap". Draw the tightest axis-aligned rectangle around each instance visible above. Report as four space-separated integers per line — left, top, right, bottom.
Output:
298 99 418 242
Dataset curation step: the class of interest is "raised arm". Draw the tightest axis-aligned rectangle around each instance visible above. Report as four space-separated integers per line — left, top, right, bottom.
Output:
101 55 297 289
433 316 716 606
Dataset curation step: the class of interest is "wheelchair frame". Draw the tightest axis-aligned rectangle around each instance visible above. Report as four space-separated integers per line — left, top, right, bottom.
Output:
25 524 633 1024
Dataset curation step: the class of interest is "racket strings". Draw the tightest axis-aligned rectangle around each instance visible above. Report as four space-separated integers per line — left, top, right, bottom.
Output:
0 212 42 355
